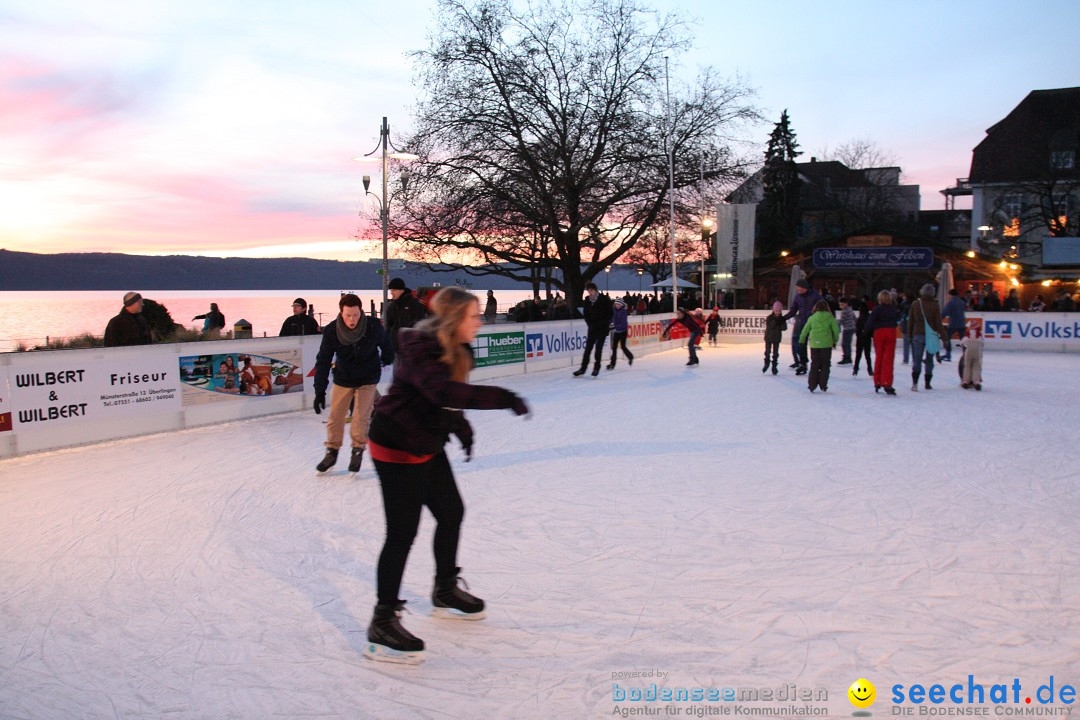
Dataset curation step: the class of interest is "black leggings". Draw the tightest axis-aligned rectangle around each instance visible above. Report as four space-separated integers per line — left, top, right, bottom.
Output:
580 332 606 370
609 331 633 364
373 452 464 604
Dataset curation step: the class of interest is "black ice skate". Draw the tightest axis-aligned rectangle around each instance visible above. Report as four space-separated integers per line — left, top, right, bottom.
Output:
432 568 486 620
316 448 338 473
348 447 364 472
364 601 425 665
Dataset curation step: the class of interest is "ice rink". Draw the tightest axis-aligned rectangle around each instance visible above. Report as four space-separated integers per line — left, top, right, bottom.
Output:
2 343 1078 719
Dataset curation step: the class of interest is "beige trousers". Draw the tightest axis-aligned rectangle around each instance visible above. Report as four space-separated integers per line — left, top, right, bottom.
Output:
325 384 378 450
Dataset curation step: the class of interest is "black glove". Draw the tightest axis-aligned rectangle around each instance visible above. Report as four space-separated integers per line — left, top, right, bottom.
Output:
453 415 474 461
509 393 530 418
313 391 326 415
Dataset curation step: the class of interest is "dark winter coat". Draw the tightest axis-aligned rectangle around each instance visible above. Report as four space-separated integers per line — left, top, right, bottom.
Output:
706 313 721 334
194 309 225 331
863 304 900 337
384 290 429 348
663 313 701 337
104 308 153 347
370 328 522 455
313 315 393 393
764 313 787 343
279 313 320 337
784 288 823 328
583 293 613 337
942 296 967 328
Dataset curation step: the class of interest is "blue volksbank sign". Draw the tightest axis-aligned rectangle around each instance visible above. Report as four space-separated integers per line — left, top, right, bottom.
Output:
813 247 935 269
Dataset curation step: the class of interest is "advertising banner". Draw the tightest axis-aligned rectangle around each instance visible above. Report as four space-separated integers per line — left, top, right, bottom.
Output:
716 203 756 289
0 365 11 433
812 247 934 269
8 356 181 431
715 313 769 336
969 313 1080 349
523 324 588 361
472 331 526 368
179 349 305 406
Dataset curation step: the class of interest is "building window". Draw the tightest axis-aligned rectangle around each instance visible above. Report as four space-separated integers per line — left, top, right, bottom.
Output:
1000 193 1022 221
1051 150 1075 169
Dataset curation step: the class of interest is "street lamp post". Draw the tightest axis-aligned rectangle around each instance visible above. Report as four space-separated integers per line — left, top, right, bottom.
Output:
605 265 611 292
355 116 418 315
637 267 643 291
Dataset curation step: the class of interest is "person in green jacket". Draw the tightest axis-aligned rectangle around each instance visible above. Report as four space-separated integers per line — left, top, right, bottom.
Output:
798 299 840 392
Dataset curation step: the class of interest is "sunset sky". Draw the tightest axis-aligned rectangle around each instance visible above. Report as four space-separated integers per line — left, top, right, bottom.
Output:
2 0 1078 262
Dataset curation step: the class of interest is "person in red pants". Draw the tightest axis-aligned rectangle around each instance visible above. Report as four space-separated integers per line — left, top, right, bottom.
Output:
862 289 900 395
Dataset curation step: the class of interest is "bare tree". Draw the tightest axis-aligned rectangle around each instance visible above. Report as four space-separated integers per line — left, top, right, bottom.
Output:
388 0 759 306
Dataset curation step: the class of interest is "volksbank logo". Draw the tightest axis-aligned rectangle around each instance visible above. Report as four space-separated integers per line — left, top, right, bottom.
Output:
526 333 544 358
985 320 1012 339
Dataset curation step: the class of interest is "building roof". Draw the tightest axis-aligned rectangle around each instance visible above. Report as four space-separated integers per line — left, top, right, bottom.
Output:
969 87 1080 184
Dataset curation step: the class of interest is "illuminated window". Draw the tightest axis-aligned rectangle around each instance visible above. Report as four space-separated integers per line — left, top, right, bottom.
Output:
1051 150 1075 169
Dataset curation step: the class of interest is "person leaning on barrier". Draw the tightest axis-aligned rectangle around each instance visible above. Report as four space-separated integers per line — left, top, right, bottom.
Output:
104 291 153 347
280 297 321 336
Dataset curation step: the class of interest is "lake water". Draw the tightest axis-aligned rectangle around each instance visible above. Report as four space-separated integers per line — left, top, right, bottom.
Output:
0 287 636 352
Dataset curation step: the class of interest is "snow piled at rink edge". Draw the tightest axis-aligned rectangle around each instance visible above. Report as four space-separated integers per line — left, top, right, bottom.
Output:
1 344 1078 720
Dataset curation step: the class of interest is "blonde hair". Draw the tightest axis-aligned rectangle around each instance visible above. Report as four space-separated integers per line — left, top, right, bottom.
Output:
429 287 479 382
877 290 893 304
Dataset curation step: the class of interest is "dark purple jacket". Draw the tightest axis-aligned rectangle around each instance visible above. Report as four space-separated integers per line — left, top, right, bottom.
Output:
370 327 521 454
784 288 823 328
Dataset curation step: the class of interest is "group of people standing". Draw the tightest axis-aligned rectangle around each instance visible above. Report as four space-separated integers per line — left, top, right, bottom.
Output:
777 283 985 394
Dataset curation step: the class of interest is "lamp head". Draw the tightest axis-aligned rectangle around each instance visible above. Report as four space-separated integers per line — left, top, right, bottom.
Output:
362 175 371 193
400 169 411 192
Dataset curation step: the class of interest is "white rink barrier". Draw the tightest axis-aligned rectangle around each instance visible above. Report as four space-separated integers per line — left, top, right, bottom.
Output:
2 310 1073 458
0 315 684 458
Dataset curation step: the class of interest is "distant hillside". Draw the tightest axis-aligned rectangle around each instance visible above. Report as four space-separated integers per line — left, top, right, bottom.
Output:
0 249 654 292
0 250 528 291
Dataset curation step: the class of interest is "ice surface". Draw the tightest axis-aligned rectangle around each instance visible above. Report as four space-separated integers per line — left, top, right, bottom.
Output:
2 344 1078 719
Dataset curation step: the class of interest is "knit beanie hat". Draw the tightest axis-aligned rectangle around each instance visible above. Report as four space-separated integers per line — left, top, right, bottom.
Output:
772 301 784 312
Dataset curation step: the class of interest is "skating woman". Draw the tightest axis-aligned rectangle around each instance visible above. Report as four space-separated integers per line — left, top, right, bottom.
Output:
364 287 530 664
862 290 899 395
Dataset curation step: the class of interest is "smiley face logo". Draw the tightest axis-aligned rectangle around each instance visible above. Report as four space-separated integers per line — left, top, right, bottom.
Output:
848 678 876 709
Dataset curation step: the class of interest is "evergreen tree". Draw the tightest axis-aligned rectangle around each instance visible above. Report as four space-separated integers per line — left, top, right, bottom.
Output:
759 110 802 254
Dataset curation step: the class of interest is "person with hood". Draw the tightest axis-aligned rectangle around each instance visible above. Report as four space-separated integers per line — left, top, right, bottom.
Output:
279 298 321 336
706 308 721 346
862 289 900 395
364 287 530 664
192 303 225 336
312 293 394 474
763 301 786 374
573 283 613 377
660 307 702 366
104 291 153 347
384 278 429 350
783 279 822 375
959 324 985 390
606 297 634 369
908 283 948 391
798 299 840 392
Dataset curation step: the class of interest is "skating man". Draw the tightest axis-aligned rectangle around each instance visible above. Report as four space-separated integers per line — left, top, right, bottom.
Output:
313 294 394 473
573 283 612 377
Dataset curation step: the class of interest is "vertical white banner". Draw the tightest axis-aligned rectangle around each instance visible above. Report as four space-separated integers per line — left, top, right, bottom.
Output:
716 203 756 289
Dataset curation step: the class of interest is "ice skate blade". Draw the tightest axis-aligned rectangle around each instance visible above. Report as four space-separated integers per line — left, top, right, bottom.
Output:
363 642 425 664
432 607 487 621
